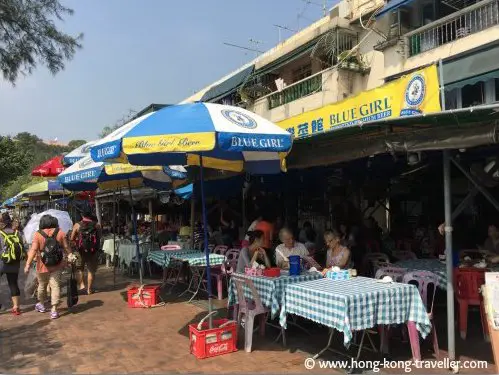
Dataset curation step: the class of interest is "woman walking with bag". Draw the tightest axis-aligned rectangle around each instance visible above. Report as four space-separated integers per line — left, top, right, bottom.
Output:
24 215 73 319
0 212 24 315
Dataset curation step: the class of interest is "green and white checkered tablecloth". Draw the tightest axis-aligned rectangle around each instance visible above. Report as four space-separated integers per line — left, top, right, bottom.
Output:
395 259 447 288
172 252 226 267
147 249 199 267
280 277 431 347
228 272 323 318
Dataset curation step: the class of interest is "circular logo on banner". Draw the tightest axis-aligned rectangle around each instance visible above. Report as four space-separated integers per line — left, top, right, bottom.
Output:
221 109 257 129
405 74 426 107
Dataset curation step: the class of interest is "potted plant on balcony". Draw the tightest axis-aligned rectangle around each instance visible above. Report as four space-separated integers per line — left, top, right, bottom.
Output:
338 51 366 72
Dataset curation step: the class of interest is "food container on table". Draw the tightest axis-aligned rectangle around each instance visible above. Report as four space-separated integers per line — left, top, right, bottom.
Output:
263 268 281 277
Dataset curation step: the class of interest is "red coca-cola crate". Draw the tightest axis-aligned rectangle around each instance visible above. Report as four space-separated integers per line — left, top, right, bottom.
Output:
263 267 281 277
127 284 161 308
189 318 238 359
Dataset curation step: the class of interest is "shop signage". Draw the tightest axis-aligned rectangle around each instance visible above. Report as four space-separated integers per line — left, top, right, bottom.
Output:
278 65 441 139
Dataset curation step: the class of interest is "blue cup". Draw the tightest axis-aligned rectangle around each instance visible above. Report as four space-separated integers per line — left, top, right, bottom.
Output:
289 255 301 276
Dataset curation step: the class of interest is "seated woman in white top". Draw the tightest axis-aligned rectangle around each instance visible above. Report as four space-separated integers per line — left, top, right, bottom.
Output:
275 228 309 269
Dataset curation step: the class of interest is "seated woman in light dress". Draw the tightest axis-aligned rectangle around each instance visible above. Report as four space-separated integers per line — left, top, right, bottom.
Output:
322 229 352 275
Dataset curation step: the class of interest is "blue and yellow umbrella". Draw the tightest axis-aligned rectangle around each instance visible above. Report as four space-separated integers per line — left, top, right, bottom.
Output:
58 155 186 192
89 103 293 323
90 103 292 173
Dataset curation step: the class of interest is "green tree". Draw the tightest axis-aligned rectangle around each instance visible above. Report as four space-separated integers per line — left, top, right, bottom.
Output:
68 139 87 149
0 0 83 84
0 136 27 187
0 132 72 199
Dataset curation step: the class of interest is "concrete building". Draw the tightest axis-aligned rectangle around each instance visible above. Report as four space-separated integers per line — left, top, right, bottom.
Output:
178 0 499 239
181 0 499 121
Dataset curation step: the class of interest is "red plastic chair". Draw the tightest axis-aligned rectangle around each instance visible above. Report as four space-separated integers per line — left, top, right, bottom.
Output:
454 268 489 341
232 275 271 352
392 250 417 261
402 271 440 358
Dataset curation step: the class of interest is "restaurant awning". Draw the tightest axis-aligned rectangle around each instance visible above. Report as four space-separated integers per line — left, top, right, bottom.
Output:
375 0 416 18
288 105 499 169
200 65 255 102
443 44 499 89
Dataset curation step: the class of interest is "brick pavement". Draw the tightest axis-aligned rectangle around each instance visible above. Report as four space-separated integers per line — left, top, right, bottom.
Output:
0 266 496 374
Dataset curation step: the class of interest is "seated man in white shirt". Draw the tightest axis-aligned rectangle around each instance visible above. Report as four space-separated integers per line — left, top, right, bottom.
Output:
275 227 309 269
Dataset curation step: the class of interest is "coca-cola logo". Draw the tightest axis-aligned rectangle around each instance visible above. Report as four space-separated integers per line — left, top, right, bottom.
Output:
208 343 228 354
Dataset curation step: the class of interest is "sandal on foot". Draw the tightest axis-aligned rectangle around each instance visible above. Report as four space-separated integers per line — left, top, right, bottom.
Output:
12 308 21 316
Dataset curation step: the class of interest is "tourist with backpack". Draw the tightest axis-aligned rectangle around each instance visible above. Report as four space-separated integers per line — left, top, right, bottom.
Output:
24 214 73 319
0 212 24 315
70 209 101 295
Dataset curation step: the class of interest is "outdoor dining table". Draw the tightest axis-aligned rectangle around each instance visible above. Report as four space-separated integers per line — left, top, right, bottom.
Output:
279 277 432 361
173 252 226 302
118 243 151 268
147 249 199 268
147 249 200 289
102 238 117 266
228 271 323 319
395 258 499 289
395 259 447 287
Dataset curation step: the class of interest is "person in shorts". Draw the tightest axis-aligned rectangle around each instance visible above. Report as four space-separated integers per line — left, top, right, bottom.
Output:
70 209 101 295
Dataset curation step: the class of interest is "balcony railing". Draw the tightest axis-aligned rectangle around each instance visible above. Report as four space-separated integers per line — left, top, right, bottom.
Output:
267 74 322 109
407 0 499 56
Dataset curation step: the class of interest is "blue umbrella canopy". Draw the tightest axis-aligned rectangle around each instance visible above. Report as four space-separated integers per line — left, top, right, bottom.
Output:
58 155 187 192
90 103 292 173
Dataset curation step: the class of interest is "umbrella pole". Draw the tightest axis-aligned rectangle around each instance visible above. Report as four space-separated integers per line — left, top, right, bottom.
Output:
112 190 117 288
199 154 213 328
127 179 143 285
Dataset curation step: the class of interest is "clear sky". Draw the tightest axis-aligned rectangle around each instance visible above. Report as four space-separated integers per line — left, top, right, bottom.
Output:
0 0 328 143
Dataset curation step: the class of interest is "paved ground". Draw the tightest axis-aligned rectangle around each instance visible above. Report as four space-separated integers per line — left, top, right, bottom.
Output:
0 265 497 374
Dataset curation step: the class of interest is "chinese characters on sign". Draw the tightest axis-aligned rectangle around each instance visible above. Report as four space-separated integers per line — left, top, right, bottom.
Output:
278 65 441 140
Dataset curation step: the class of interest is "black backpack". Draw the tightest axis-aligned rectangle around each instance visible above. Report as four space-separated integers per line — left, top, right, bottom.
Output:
38 229 64 266
78 221 99 253
0 230 23 264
